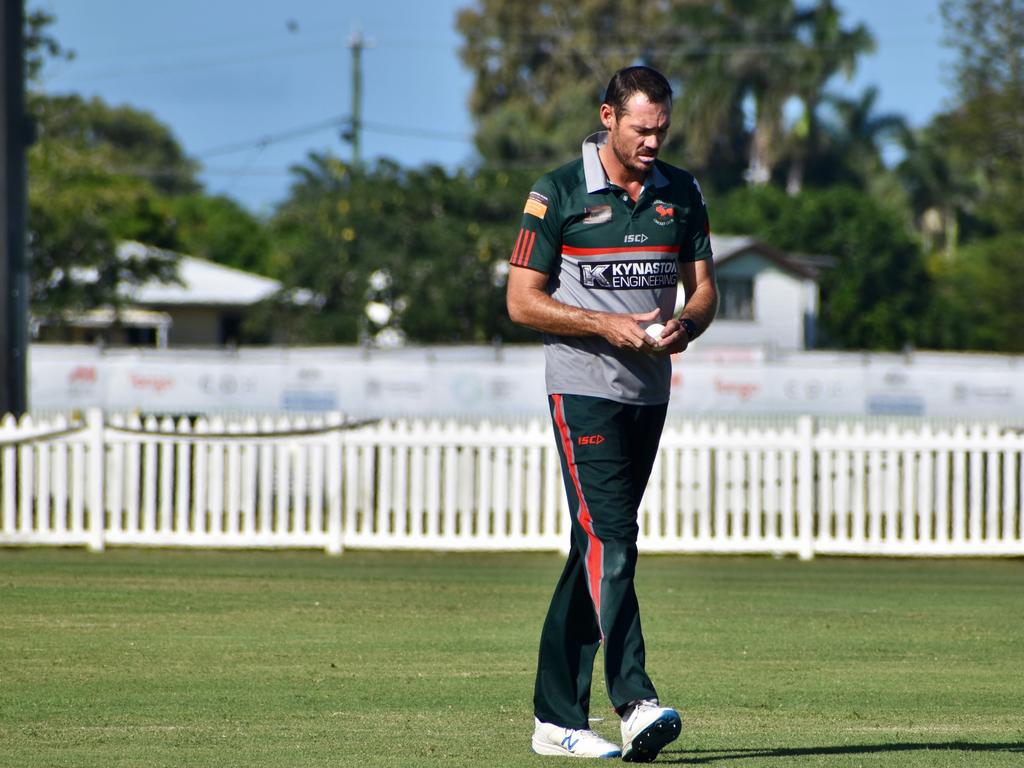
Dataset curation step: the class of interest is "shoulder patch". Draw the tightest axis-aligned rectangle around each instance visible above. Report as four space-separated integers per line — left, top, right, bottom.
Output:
524 191 549 219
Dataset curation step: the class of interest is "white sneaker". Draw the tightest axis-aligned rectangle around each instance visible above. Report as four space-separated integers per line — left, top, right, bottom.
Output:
532 718 621 758
620 700 682 763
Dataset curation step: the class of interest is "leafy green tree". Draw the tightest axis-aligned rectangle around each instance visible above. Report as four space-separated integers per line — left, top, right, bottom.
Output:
25 10 278 336
28 143 179 321
24 8 72 82
936 0 1024 236
714 185 930 350
926 233 1024 352
266 154 533 345
30 93 199 196
457 0 872 194
24 11 187 324
169 194 271 274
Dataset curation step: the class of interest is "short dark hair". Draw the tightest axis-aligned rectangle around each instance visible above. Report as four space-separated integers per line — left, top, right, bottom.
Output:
602 66 673 116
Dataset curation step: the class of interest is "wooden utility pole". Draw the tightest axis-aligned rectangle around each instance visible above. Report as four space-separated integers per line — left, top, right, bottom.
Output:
1 0 30 416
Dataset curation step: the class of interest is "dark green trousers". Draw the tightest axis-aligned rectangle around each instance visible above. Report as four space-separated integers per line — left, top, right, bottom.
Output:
534 393 668 729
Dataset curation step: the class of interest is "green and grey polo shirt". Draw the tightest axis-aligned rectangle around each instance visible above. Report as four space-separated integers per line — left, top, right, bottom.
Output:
510 131 713 405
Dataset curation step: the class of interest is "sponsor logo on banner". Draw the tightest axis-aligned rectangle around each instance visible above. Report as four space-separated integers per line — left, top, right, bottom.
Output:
523 191 549 219
68 366 97 385
582 204 612 224
714 377 760 401
580 259 678 289
130 373 175 393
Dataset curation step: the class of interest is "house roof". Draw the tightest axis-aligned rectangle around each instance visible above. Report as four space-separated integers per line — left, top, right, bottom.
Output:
711 234 832 281
116 241 314 307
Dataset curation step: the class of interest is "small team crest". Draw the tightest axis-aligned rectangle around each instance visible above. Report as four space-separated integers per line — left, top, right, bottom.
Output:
653 200 674 226
524 191 549 219
582 204 612 224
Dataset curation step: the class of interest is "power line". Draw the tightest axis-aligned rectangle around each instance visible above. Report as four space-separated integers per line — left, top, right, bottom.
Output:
196 116 349 158
361 120 470 143
196 116 472 160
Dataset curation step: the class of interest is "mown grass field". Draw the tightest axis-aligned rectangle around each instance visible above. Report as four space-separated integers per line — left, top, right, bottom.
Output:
1 547 1022 767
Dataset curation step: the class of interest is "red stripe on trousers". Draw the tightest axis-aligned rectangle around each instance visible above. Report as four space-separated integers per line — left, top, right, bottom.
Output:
551 394 604 637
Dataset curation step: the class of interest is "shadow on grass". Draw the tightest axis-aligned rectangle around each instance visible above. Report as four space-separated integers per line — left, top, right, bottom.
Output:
659 741 1024 764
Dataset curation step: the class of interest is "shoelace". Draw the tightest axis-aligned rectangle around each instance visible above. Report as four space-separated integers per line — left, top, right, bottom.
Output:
625 700 660 727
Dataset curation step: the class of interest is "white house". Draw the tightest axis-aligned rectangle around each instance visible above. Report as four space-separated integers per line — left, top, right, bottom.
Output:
677 234 830 351
32 242 314 348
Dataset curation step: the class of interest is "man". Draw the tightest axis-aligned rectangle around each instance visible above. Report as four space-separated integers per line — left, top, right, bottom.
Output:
506 66 717 762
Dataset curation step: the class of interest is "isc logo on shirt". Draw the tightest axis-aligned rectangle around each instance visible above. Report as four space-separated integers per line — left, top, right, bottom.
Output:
624 233 649 244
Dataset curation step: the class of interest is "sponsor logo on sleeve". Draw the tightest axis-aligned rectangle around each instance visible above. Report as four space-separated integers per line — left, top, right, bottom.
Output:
580 259 678 289
524 191 549 219
582 204 612 224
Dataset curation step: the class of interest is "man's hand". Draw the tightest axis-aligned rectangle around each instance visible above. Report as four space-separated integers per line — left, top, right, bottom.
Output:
600 308 664 351
647 317 689 355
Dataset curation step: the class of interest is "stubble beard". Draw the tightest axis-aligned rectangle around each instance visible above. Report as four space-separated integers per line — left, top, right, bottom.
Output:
611 133 655 178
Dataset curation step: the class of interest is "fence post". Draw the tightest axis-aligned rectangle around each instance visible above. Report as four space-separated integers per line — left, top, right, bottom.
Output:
797 415 815 560
86 408 106 552
326 414 345 555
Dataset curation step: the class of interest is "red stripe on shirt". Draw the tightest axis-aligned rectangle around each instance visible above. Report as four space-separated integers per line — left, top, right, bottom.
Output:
551 394 604 638
510 228 526 265
561 244 680 257
518 230 536 266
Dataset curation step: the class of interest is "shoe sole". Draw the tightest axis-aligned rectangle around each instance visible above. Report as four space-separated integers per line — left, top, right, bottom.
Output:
621 711 682 763
532 737 620 759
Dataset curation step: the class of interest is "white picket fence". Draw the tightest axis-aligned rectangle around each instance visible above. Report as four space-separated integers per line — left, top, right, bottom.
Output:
1 410 1022 558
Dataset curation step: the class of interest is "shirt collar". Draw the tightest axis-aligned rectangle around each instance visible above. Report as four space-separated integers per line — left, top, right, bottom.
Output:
582 131 669 193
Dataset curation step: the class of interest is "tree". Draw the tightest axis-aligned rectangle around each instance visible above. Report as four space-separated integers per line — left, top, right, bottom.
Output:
169 194 271 275
714 185 931 350
28 142 179 321
936 0 1024 236
25 10 279 338
30 93 199 197
457 0 873 194
926 233 1024 352
265 153 533 345
24 7 191 324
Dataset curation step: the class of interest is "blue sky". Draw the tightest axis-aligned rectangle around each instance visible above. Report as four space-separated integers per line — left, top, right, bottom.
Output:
38 0 952 214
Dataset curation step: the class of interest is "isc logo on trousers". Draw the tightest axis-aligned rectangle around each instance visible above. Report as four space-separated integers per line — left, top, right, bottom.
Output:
577 435 606 446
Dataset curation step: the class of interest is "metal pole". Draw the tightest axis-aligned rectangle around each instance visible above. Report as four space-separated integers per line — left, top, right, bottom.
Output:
1 0 30 416
348 29 363 165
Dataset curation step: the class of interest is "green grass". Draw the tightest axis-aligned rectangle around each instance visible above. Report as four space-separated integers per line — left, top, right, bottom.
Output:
1 548 1022 767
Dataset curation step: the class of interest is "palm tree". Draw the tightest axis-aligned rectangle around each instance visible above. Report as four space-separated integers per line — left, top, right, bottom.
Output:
783 0 874 193
671 0 873 190
822 86 908 184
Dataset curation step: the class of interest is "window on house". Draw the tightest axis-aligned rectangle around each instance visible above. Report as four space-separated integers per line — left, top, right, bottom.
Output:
718 277 755 320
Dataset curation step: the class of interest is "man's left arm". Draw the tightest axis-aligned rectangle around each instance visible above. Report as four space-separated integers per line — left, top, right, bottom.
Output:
655 257 717 354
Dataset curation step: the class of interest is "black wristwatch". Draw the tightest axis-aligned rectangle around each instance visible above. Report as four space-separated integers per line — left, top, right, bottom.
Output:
680 317 698 341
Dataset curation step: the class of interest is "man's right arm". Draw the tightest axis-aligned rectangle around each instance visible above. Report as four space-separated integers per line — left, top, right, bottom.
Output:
506 265 660 352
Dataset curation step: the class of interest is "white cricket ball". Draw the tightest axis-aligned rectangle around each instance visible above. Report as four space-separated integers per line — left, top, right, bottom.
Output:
645 322 665 340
